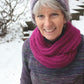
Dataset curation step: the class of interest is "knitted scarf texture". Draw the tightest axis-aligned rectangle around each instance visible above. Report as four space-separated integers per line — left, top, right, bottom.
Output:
30 22 81 69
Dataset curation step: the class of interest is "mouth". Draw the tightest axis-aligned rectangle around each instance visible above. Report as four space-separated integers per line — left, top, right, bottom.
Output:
44 28 56 33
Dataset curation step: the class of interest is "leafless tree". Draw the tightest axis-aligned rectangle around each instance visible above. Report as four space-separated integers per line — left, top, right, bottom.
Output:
0 0 28 36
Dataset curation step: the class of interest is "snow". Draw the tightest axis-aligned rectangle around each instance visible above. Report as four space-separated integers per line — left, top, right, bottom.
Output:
0 39 23 84
72 16 84 34
69 0 84 13
0 0 84 84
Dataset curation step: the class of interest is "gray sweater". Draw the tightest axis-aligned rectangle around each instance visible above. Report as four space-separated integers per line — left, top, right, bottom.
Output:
20 35 84 84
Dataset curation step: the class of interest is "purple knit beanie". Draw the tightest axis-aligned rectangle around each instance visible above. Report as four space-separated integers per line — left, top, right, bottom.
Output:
31 0 70 23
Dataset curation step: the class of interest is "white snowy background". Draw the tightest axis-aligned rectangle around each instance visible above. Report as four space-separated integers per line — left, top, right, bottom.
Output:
0 0 84 84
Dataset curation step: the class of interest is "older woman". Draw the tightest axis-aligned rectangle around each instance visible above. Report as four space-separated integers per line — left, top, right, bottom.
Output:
20 0 84 84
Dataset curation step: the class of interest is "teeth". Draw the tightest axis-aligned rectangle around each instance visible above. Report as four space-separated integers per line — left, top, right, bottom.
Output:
45 28 56 32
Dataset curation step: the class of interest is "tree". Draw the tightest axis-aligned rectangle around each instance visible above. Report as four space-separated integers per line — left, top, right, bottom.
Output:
0 0 28 36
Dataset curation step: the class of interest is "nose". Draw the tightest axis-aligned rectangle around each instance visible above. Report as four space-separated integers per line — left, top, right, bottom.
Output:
44 17 53 28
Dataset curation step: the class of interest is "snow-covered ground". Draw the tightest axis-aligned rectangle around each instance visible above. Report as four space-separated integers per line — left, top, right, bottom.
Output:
0 0 84 84
0 39 23 84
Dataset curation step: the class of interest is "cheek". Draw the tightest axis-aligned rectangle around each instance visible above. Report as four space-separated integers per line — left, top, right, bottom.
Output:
35 18 42 27
36 23 42 31
57 21 64 29
35 21 43 31
56 21 64 34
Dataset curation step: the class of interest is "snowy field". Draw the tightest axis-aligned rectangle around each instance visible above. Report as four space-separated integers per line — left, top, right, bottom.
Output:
0 39 23 84
0 0 84 84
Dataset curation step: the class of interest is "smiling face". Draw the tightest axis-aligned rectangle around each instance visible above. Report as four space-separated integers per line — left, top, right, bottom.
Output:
35 6 66 41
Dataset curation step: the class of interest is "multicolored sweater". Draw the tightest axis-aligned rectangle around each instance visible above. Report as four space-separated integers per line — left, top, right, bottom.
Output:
20 35 84 84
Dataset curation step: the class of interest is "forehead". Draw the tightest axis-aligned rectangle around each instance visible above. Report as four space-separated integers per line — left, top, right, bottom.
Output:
36 6 62 15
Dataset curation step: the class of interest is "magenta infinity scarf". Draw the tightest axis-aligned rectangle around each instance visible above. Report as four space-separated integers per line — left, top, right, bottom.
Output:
30 22 81 69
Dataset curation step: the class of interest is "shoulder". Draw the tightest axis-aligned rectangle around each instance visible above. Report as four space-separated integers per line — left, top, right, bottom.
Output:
81 34 84 46
22 38 30 51
23 38 30 48
81 34 84 41
78 34 84 55
22 38 31 58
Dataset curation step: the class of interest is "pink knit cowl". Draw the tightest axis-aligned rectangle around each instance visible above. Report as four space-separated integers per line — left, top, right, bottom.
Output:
30 22 81 69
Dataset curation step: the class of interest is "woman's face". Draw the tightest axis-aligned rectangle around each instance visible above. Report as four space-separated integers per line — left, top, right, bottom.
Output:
35 6 66 41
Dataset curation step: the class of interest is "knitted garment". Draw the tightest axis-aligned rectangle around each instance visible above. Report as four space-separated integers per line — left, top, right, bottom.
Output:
31 0 70 23
31 0 69 11
30 22 81 68
20 34 84 84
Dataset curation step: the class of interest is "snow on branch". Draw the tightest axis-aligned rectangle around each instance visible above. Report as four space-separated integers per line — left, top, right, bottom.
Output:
0 0 29 36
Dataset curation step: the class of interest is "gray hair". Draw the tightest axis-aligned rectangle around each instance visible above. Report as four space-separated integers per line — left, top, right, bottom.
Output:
32 0 71 24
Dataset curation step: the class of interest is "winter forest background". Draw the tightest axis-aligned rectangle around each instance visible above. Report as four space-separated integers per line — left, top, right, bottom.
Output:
0 0 84 84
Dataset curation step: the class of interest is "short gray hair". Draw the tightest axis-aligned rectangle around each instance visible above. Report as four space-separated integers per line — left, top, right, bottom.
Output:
32 0 71 24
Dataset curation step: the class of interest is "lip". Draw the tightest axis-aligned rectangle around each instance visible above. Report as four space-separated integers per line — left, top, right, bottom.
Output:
44 28 56 33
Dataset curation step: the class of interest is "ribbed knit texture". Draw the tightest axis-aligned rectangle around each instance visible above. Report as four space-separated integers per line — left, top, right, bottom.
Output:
20 34 84 84
30 22 81 68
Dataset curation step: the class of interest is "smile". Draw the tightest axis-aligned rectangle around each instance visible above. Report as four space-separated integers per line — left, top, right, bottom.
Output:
44 28 56 33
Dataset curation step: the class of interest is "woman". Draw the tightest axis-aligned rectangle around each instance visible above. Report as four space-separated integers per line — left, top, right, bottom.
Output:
20 0 84 84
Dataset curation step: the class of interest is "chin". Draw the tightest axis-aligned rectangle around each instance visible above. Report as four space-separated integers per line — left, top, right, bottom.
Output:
46 37 56 41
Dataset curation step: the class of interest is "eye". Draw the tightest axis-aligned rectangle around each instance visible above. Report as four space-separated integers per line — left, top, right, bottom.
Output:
52 13 59 16
37 15 44 18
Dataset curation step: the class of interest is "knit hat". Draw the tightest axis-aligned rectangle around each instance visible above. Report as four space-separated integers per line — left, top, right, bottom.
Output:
31 0 70 23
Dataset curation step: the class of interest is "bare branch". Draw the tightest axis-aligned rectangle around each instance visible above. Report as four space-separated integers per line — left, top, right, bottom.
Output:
14 0 29 21
0 0 29 36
